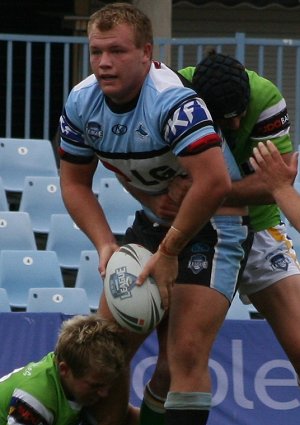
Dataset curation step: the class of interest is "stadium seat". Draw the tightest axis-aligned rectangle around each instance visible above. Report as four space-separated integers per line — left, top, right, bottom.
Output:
225 294 251 320
92 161 116 195
0 211 37 250
46 214 95 269
98 177 142 235
0 177 9 211
19 176 68 233
75 250 103 311
0 250 64 310
0 288 11 312
0 138 58 192
26 287 90 314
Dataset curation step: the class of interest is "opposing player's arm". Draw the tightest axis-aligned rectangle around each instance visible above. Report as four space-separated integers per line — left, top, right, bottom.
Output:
250 140 300 231
118 177 180 220
223 151 293 206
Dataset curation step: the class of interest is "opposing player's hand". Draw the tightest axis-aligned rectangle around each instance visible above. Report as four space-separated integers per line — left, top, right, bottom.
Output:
136 251 178 310
250 140 298 192
168 176 192 204
99 242 120 277
147 193 179 220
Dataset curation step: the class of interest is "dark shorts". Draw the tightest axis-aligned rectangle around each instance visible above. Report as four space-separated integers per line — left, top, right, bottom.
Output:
122 211 253 301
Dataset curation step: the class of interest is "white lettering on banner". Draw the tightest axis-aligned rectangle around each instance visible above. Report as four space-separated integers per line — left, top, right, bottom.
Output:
132 355 157 400
255 360 299 410
131 339 300 410
232 340 253 408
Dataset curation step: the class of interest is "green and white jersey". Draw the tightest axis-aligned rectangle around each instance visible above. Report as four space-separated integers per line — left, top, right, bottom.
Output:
0 352 81 425
179 67 293 231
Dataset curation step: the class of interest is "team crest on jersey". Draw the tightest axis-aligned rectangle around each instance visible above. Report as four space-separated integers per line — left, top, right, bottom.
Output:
86 122 103 142
188 254 208 274
164 98 209 145
266 251 291 271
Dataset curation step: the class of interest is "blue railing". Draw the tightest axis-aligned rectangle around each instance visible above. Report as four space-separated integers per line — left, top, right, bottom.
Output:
1 32 300 146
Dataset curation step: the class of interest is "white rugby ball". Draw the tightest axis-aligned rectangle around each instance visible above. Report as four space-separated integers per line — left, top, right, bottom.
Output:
104 243 164 334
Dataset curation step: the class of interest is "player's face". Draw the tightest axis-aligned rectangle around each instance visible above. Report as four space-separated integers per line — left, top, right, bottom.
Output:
89 23 152 104
216 110 247 130
60 362 115 405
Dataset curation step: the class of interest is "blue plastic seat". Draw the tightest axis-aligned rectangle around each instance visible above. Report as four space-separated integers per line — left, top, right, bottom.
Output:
75 250 103 311
46 214 95 269
0 138 58 192
19 176 68 233
0 211 37 250
0 177 9 211
98 177 141 235
0 250 64 310
92 161 116 195
225 294 251 320
0 288 11 312
27 287 90 314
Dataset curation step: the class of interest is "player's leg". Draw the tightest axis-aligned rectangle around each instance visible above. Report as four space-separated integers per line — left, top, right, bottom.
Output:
163 215 250 425
240 224 300 376
165 284 229 425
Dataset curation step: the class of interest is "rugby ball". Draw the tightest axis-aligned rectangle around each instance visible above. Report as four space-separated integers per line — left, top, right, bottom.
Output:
104 243 164 334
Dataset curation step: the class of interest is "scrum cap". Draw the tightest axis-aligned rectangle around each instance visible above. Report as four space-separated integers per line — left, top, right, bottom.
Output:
192 53 250 120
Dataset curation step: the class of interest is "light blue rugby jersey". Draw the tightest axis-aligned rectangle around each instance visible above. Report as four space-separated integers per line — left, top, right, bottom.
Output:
60 62 241 199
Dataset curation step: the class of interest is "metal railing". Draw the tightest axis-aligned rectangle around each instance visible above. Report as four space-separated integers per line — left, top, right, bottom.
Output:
1 32 300 145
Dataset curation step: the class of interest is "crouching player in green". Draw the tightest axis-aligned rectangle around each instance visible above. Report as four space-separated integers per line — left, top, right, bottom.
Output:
0 315 139 425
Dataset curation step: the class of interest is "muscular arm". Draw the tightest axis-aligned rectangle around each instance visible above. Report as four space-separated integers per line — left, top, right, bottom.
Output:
138 146 231 308
59 158 119 274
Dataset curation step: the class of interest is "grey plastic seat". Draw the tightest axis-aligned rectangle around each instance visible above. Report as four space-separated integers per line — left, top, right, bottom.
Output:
27 287 90 314
0 138 58 192
0 211 37 250
19 176 68 233
75 250 103 311
0 250 64 310
46 214 95 269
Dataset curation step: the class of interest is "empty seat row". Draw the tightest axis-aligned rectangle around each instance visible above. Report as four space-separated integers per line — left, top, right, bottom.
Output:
1 175 140 236
0 250 103 312
0 287 91 315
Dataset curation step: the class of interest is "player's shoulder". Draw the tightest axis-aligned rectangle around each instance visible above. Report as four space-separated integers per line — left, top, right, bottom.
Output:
73 74 98 92
147 61 195 94
247 69 282 98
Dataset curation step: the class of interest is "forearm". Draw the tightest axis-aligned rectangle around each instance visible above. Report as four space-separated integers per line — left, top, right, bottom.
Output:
61 183 117 251
224 174 275 207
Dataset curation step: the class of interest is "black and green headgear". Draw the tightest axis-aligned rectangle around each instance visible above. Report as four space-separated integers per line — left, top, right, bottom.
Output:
192 53 250 120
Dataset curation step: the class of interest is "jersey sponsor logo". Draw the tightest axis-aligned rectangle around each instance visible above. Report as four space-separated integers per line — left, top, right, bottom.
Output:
251 108 290 138
188 254 209 274
9 398 48 425
112 124 127 136
132 165 177 186
164 98 210 145
86 122 103 142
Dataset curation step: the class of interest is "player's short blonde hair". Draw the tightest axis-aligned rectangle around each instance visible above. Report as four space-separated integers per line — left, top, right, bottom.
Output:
55 315 127 379
87 2 153 48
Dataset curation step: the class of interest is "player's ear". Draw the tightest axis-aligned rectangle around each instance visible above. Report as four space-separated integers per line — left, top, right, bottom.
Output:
58 361 70 377
143 43 153 61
